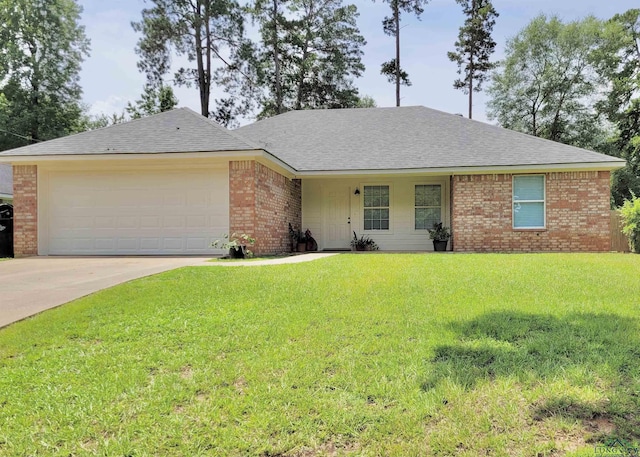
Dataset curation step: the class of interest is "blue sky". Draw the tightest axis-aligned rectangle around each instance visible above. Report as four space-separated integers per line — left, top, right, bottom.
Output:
77 0 639 125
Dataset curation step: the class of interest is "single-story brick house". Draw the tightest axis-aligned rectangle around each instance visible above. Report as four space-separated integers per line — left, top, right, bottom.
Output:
0 106 625 257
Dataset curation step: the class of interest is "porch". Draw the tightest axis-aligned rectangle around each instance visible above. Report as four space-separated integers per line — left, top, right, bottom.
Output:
301 175 451 252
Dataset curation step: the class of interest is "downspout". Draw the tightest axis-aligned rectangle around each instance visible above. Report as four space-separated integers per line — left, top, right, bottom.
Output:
450 175 454 251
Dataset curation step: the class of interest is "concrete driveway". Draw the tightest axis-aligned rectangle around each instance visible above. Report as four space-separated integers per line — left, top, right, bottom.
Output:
0 256 209 328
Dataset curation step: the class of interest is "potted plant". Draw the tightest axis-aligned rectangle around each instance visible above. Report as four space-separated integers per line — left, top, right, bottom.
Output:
294 229 308 252
428 223 451 252
211 233 256 259
351 232 379 251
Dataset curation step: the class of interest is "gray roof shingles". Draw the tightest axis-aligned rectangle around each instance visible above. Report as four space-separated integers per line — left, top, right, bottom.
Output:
0 106 625 173
0 108 259 157
235 106 625 172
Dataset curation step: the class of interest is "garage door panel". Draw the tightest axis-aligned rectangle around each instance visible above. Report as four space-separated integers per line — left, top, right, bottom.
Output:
46 168 229 255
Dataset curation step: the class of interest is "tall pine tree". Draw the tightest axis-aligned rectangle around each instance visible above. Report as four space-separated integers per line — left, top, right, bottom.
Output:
379 0 428 107
131 0 247 120
448 0 498 119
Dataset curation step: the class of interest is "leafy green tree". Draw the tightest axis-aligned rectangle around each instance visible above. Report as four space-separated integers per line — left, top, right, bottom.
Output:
250 0 289 115
619 194 640 253
247 0 366 119
448 0 498 119
126 84 179 119
378 0 428 107
592 9 640 206
487 15 607 150
131 0 246 119
0 0 90 150
355 95 377 108
77 112 127 131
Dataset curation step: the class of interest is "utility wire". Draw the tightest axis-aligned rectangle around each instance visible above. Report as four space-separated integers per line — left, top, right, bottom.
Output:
0 128 43 143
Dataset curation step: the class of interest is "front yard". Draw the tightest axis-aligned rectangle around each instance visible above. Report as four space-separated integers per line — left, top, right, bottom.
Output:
0 254 639 456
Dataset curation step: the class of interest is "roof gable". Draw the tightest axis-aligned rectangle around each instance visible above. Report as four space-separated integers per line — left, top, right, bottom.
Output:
235 106 625 172
0 108 259 157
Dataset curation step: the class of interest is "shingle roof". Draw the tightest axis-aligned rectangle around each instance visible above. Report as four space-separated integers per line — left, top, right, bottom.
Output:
235 106 625 172
0 106 625 173
0 108 259 156
0 164 12 196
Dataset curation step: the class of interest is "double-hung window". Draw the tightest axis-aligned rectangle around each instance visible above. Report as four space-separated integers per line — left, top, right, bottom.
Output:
415 184 442 230
513 175 545 229
364 185 390 230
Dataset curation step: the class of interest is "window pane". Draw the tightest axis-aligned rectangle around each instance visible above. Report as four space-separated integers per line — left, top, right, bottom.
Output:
364 186 390 208
415 185 441 207
364 209 373 221
380 187 389 206
514 202 544 228
364 206 389 231
514 176 544 201
415 208 441 230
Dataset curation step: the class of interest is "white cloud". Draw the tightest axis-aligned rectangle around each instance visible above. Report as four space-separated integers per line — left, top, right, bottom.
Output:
88 95 129 117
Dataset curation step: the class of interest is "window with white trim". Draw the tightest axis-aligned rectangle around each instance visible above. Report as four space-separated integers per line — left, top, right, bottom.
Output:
415 184 442 230
363 185 390 230
513 175 545 229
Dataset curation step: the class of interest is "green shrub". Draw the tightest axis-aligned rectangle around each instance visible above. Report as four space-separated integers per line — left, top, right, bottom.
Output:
619 195 640 253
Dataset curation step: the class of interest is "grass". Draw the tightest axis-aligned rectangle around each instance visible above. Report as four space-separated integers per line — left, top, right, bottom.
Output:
1 253 639 456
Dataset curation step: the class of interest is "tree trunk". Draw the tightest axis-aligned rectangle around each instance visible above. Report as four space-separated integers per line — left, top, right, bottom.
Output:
394 2 400 107
468 59 473 119
467 0 476 119
273 0 283 114
295 3 313 111
29 42 40 143
194 0 210 117
204 4 211 117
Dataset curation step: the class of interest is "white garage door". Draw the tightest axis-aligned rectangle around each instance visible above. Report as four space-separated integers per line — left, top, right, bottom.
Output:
46 167 229 255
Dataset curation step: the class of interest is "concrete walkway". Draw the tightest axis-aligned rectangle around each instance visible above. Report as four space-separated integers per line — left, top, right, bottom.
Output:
203 252 338 267
0 253 337 328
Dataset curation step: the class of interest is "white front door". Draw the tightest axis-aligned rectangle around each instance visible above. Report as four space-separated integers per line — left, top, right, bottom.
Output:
323 185 352 249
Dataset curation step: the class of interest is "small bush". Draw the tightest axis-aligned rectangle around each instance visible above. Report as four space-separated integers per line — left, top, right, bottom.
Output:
619 195 640 253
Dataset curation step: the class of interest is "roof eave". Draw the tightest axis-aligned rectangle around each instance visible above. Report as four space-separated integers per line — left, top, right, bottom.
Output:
295 161 627 178
0 149 269 163
0 149 298 178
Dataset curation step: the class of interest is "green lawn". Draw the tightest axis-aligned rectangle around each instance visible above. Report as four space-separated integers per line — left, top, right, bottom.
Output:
1 254 639 456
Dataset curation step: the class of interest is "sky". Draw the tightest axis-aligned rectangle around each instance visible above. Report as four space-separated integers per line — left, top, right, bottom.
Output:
77 0 639 125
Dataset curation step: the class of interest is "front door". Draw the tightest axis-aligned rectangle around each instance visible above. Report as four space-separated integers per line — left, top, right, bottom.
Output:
323 185 352 249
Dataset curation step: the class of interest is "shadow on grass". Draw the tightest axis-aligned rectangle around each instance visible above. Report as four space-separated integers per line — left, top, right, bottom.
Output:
421 311 640 440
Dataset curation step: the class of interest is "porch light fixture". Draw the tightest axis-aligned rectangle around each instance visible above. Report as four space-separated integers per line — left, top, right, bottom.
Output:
354 187 360 195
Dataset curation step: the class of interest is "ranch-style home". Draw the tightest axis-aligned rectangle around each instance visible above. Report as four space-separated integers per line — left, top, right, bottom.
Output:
0 106 625 257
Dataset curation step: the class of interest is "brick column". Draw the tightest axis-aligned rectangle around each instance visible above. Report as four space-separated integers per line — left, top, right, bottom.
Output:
229 160 301 255
13 165 38 257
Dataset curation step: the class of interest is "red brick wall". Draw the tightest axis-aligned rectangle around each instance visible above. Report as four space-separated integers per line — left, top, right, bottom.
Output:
452 172 611 252
13 165 38 257
229 161 301 255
